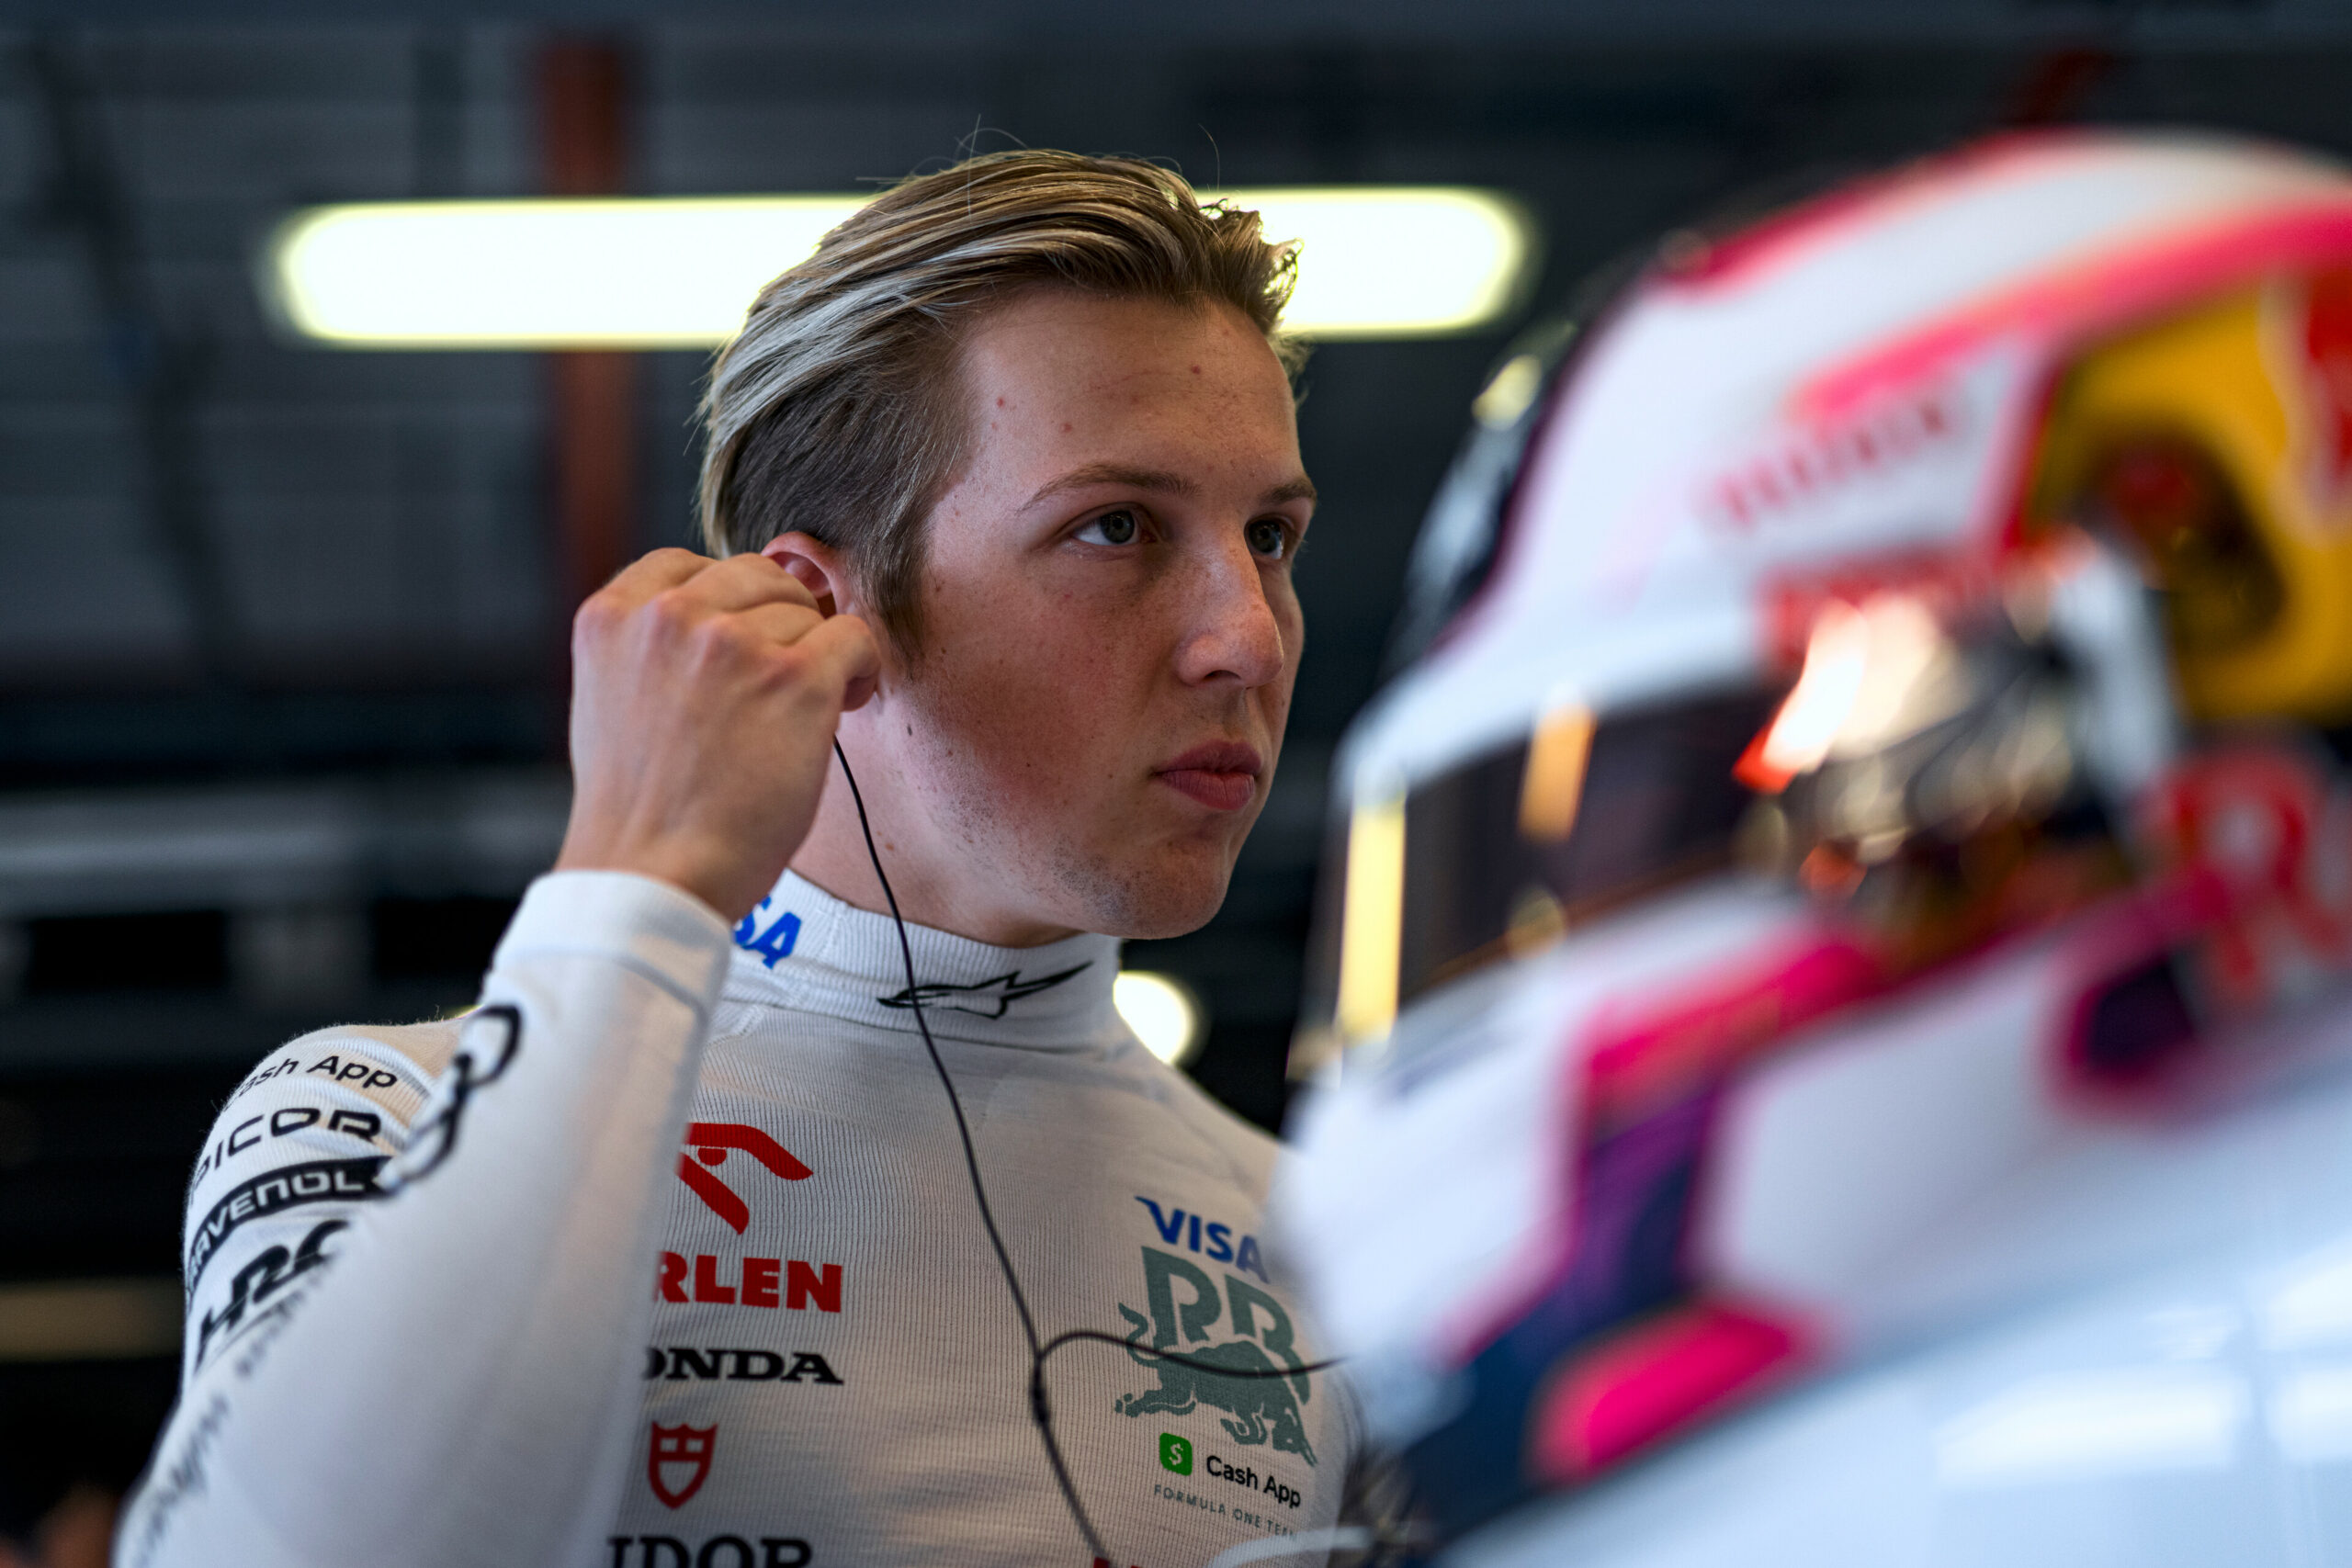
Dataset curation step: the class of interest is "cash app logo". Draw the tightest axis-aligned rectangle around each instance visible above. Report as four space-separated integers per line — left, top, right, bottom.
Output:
1159 1432 1193 1475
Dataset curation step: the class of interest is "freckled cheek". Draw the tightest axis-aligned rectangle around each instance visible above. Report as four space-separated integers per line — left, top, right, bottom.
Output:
932 634 1131 808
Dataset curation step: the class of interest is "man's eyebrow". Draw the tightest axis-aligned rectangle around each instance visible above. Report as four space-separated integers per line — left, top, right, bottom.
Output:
1022 464 1317 511
1023 464 1196 508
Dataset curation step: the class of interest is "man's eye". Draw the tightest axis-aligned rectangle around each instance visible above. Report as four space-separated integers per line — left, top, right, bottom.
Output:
1077 509 1140 547
1246 517 1292 560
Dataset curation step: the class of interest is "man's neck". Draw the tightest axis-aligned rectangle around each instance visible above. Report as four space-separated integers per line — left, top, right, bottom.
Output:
789 749 1084 951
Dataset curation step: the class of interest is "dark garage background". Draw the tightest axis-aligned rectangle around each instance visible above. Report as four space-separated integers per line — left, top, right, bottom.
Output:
3 0 2352 1556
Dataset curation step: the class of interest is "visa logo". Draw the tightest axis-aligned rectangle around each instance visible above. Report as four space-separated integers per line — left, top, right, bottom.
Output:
1134 1196 1268 1282
732 898 801 969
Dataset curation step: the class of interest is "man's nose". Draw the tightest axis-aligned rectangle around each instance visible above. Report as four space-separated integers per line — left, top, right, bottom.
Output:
1172 533 1287 690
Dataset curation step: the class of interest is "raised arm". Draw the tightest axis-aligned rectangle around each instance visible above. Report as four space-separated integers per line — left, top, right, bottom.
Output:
116 551 877 1568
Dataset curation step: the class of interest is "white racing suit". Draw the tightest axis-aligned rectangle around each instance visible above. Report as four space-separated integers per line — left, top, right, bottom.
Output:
114 869 1365 1568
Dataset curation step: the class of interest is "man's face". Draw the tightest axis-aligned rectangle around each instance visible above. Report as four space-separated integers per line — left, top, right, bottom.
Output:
855 288 1311 942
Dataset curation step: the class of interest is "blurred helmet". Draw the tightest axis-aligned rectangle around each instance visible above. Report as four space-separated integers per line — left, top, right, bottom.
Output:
1280 130 2352 1542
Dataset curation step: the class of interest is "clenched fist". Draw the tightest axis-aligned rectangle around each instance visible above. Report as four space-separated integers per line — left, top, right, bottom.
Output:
552 548 881 922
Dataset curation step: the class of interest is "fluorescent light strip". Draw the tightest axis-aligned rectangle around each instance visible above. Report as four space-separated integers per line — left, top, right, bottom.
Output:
266 187 1535 348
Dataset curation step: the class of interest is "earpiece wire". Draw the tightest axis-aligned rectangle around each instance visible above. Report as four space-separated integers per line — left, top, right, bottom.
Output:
830 739 1343 1562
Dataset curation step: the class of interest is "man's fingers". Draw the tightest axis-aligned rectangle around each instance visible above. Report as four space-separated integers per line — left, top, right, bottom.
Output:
596 547 715 603
797 615 883 712
589 545 875 709
727 604 879 710
672 551 820 615
582 551 820 634
733 600 830 649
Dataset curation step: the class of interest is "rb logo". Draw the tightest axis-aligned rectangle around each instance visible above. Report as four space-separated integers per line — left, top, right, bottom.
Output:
1159 1432 1193 1475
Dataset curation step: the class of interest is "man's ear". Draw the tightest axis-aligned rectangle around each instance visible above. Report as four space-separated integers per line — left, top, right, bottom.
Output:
760 532 855 619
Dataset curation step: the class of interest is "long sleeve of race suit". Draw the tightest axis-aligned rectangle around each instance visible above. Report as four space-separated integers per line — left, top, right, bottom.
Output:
114 871 735 1568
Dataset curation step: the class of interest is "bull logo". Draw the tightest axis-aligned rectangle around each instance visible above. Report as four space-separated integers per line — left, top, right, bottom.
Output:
1112 1247 1317 1466
648 1421 716 1509
677 1122 811 1234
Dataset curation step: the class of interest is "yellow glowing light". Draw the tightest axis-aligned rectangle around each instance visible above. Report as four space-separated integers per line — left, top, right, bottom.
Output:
1473 352 1545 428
266 197 861 349
1333 789 1407 1044
1240 187 1535 339
1519 704 1596 842
264 187 1534 348
1114 971 1204 1066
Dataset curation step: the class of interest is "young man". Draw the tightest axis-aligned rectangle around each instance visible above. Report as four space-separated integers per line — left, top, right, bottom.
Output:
116 152 1368 1568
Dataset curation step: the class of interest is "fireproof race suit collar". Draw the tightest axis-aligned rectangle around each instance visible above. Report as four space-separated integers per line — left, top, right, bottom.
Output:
720 868 1124 1049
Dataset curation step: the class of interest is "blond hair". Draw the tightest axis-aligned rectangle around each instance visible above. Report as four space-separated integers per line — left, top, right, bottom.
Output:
695 151 1301 651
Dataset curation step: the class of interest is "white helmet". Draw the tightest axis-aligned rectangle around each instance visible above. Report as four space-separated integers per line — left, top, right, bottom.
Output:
1280 130 2352 1542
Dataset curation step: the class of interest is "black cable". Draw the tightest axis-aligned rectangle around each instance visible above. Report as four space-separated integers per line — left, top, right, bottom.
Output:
1035 1327 1344 1381
831 739 1345 1563
831 739 1105 1556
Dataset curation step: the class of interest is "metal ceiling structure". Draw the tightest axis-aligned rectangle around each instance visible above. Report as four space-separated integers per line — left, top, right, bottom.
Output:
17 0 2352 41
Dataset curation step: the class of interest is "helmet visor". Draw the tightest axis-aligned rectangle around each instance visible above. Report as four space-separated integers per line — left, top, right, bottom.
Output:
1393 685 1783 1012
1317 594 2134 1054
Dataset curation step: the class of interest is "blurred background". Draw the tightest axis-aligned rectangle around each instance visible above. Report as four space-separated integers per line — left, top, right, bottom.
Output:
4 0 2352 1559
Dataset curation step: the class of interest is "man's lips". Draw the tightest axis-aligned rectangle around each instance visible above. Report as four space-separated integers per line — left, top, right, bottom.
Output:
1155 741 1264 813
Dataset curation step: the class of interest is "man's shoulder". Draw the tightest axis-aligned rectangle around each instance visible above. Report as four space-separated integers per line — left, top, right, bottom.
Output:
181 1016 466 1290
189 1015 465 1195
222 1016 462 1110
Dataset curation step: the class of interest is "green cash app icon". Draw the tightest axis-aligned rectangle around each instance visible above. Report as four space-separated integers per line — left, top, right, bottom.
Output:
1159 1432 1193 1475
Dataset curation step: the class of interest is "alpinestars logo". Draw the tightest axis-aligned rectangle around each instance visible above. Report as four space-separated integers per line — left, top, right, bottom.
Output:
876 963 1090 1019
1114 1246 1317 1466
648 1422 716 1509
678 1123 810 1234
